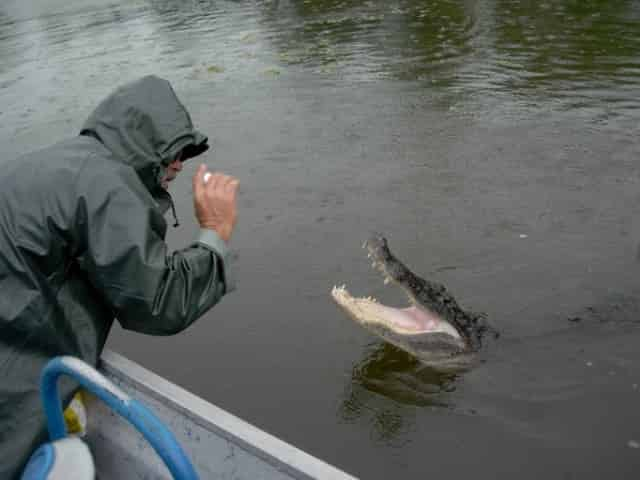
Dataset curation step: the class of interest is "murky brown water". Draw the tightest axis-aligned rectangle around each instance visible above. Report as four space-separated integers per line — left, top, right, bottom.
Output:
2 1 640 478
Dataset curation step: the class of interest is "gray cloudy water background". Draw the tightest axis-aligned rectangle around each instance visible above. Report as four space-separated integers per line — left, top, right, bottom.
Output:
2 0 640 478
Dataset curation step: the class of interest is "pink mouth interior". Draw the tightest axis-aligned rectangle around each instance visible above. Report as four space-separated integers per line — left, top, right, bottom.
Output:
372 304 442 332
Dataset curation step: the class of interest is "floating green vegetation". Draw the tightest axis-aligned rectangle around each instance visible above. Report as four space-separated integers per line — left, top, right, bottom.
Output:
239 32 257 43
207 65 224 73
262 68 281 76
361 14 384 22
318 62 338 74
278 51 304 65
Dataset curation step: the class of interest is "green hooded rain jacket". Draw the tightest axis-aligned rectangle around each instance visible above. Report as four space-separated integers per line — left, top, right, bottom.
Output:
0 75 234 478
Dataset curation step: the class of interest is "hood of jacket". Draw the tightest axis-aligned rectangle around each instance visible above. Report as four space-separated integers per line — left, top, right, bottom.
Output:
80 75 208 199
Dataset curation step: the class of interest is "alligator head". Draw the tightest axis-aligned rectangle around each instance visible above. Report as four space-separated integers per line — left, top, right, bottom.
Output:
331 234 498 372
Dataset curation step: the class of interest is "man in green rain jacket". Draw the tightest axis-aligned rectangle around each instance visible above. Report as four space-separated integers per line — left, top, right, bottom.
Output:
0 75 239 478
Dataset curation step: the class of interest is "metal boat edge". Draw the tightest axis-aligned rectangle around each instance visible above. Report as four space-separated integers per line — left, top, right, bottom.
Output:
81 349 357 480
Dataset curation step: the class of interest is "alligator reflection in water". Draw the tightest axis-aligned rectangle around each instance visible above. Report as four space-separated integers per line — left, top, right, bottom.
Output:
339 341 456 445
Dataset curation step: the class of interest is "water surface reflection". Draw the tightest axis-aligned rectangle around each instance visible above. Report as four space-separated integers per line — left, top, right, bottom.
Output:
339 341 455 446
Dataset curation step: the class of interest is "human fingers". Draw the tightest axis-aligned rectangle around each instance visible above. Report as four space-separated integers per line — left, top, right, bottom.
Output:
206 171 225 192
225 178 239 197
215 173 233 190
208 172 236 194
193 164 208 197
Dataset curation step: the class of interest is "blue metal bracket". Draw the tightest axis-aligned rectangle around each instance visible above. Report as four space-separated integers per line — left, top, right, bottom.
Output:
40 356 199 480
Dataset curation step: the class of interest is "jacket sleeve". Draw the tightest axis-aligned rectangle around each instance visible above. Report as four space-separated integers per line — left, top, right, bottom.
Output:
76 171 234 335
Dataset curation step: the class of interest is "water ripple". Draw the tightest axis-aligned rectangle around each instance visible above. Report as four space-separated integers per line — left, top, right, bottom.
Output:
0 0 639 131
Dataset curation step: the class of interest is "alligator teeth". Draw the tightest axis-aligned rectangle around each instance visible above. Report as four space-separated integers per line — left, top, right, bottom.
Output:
384 277 391 285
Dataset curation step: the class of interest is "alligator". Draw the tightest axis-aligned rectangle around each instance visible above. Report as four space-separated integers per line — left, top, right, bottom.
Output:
331 234 498 372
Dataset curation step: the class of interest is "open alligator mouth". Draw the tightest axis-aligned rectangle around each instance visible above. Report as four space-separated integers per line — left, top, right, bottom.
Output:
331 234 496 369
331 286 462 339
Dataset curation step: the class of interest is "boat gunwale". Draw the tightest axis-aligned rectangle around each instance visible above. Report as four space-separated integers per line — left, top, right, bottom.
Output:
99 349 357 480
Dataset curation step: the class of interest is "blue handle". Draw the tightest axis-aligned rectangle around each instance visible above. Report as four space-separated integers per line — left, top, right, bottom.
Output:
40 356 199 480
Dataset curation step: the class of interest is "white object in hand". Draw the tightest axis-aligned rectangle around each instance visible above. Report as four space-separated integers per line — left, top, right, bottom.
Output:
203 172 212 183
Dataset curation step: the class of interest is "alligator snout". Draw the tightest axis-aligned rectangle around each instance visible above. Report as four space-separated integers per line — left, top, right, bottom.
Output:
365 233 410 284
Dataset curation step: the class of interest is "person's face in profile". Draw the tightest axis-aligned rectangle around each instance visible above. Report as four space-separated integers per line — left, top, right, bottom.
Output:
161 151 183 189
